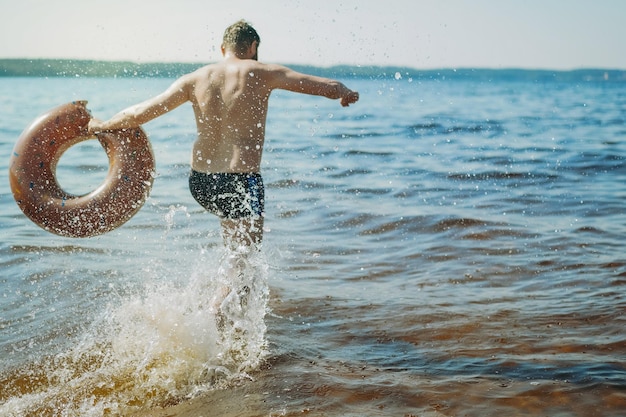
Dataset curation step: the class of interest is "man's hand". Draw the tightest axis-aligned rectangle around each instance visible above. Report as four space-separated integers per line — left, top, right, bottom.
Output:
341 90 359 107
87 118 104 135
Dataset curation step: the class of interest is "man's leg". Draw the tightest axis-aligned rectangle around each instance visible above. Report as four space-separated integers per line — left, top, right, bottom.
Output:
220 216 264 250
213 216 264 330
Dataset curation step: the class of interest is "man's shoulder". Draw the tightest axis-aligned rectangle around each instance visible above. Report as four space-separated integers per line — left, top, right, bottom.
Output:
256 61 288 71
192 63 220 75
183 60 288 83
181 63 220 83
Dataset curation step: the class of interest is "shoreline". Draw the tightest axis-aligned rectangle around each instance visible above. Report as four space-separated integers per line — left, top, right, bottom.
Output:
1 58 625 82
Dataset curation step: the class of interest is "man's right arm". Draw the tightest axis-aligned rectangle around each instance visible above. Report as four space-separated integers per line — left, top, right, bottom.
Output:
88 76 191 133
268 65 359 107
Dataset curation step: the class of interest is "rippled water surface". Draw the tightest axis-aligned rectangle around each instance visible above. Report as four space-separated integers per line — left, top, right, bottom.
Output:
1 74 625 416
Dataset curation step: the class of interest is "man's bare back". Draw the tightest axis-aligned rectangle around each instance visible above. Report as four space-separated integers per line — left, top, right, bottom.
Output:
184 58 271 173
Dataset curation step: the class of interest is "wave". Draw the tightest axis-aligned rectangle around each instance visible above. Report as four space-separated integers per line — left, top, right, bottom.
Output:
447 171 553 181
0 248 270 417
407 119 506 138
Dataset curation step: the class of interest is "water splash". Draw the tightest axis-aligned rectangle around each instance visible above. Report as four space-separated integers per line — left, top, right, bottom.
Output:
164 204 191 230
0 246 269 416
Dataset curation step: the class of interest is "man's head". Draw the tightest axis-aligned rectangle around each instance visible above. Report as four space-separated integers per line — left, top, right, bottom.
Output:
222 20 260 60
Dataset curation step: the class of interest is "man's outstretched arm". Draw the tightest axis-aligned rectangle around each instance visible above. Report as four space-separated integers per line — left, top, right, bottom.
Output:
268 65 359 107
88 77 190 133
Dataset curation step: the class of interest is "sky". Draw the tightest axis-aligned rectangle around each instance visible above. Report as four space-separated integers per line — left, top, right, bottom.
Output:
1 0 624 70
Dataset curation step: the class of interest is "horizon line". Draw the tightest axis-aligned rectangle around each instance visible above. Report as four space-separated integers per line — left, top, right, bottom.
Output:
1 57 625 73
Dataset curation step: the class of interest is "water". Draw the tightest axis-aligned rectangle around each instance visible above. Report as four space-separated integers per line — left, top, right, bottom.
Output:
1 73 625 416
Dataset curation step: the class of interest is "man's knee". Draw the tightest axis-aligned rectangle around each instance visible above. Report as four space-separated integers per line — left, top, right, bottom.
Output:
221 217 263 247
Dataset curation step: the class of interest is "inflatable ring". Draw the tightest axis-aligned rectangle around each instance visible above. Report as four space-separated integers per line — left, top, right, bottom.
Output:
9 101 155 238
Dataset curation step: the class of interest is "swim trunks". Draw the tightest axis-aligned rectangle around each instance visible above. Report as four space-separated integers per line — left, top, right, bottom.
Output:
189 170 265 219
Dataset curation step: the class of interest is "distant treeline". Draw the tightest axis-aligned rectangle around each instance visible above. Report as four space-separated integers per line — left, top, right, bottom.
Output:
1 58 625 83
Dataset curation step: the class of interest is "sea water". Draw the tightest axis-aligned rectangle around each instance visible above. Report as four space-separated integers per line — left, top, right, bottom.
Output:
0 72 625 416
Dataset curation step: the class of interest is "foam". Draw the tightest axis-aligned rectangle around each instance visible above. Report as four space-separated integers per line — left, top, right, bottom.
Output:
0 246 269 416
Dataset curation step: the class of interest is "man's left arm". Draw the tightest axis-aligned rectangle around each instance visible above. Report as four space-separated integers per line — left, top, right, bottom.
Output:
269 65 359 107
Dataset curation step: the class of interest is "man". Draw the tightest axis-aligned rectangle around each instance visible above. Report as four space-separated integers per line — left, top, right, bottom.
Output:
88 20 359 249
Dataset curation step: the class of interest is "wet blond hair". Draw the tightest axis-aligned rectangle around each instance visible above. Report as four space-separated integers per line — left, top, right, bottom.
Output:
222 20 261 55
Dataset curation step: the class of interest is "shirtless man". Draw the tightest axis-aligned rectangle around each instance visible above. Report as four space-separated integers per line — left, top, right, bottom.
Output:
88 20 359 249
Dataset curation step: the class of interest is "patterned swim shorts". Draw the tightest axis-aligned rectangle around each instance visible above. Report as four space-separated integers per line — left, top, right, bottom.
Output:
188 170 265 219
